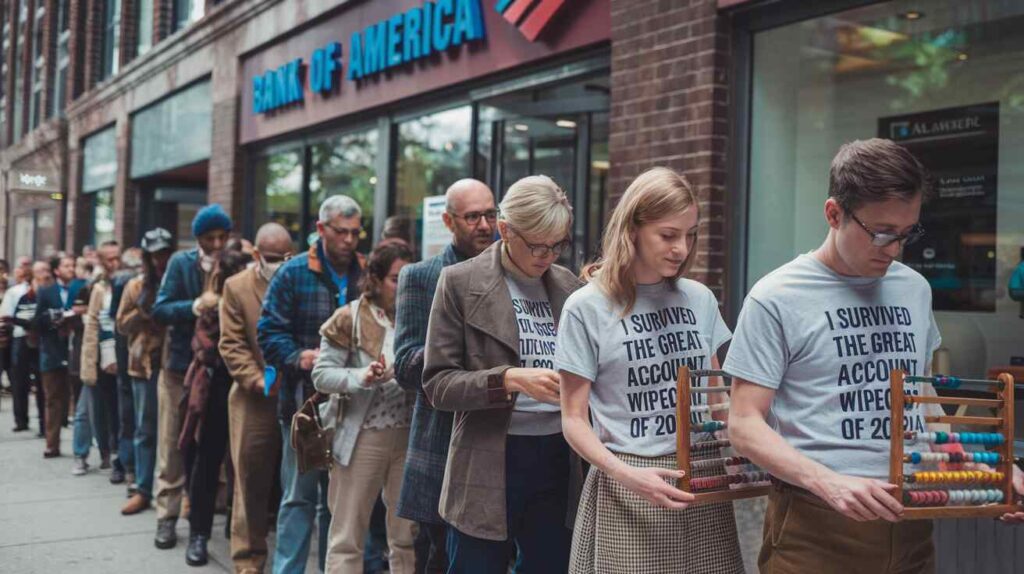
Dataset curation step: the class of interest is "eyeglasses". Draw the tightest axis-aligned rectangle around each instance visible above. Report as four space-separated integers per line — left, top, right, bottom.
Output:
509 226 572 258
259 252 293 265
448 209 499 227
322 222 363 240
848 212 925 247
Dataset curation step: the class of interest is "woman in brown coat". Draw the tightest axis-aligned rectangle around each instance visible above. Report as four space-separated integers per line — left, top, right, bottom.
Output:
423 175 582 573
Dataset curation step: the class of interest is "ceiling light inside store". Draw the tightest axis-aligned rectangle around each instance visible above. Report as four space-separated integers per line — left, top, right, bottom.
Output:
592 160 610 170
900 11 924 20
514 124 529 132
556 119 577 129
957 52 969 61
444 141 454 151
369 176 378 185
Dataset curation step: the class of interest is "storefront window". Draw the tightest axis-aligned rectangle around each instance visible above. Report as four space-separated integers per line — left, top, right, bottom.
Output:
93 189 115 245
746 0 1024 376
131 81 211 178
310 128 378 253
252 150 303 243
394 106 472 248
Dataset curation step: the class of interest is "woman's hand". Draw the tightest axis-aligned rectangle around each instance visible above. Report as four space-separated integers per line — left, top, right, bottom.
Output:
612 465 693 510
503 368 561 405
361 354 392 387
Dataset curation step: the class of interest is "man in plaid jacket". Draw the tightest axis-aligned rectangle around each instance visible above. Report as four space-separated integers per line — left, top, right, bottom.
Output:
259 195 364 574
394 179 496 573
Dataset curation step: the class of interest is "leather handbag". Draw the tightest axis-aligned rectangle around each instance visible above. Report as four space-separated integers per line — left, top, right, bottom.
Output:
290 391 334 474
289 297 361 474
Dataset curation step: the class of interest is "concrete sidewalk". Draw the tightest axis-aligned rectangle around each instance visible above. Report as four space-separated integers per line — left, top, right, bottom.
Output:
0 391 314 573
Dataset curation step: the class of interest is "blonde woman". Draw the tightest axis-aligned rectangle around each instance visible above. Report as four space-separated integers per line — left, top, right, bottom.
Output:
312 240 418 574
422 175 582 573
556 167 743 573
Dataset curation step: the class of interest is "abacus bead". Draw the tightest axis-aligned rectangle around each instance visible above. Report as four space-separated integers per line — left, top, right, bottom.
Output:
940 491 949 505
911 452 921 464
950 433 959 443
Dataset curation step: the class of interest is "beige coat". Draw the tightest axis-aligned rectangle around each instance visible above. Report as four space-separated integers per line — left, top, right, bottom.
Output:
219 266 269 393
423 241 583 541
80 280 112 386
116 275 166 381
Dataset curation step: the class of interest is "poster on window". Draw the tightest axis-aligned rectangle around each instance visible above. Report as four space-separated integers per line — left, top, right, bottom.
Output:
878 102 999 312
421 195 451 261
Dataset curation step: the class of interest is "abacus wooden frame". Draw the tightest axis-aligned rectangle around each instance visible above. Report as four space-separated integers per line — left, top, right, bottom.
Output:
676 366 771 504
889 370 1017 519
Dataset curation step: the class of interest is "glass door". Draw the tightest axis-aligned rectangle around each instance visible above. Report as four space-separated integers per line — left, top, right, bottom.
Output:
477 74 610 269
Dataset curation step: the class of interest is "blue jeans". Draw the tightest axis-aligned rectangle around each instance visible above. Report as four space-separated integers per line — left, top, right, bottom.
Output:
117 372 135 471
72 384 109 459
446 433 572 574
273 421 331 574
132 374 159 499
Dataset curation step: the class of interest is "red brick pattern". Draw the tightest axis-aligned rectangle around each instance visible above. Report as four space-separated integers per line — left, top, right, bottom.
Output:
608 0 731 305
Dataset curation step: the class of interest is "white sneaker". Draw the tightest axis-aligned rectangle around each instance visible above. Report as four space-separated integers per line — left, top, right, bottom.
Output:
72 457 90 476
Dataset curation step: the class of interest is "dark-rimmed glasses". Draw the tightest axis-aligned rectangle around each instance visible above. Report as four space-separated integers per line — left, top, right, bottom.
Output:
849 212 924 247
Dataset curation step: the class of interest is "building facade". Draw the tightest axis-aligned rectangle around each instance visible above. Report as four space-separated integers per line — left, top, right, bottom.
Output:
0 0 1021 567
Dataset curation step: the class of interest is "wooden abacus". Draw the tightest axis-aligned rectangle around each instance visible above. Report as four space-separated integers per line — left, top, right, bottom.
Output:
890 370 1019 519
675 366 771 504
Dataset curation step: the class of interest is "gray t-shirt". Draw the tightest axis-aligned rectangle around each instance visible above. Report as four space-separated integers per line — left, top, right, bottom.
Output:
555 279 731 457
723 253 942 480
505 274 562 436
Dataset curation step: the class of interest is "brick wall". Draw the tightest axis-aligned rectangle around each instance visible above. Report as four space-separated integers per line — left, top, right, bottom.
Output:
120 0 137 65
608 0 732 305
81 0 104 90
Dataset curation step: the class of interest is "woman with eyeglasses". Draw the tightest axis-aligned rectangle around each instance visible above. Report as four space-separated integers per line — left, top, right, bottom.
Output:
555 167 744 573
422 175 582 573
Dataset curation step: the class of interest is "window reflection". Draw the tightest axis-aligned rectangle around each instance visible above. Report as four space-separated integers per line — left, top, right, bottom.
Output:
253 150 303 243
310 129 378 253
395 106 472 252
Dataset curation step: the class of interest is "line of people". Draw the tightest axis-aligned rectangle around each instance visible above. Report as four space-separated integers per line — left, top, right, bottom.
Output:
4 136 1022 574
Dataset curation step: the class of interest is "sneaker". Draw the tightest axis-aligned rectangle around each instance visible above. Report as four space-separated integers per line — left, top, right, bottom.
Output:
71 457 90 476
43 449 60 458
12 425 29 432
99 453 112 470
109 467 125 484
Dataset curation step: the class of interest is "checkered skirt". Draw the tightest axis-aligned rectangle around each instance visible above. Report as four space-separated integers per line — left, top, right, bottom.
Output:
569 451 745 574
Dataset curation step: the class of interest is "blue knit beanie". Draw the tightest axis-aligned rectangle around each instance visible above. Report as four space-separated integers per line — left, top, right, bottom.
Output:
192 204 233 238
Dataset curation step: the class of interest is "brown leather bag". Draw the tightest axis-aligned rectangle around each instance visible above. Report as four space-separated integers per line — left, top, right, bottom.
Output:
290 391 334 474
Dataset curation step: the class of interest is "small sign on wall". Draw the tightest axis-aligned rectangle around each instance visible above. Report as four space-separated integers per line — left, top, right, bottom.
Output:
421 195 451 261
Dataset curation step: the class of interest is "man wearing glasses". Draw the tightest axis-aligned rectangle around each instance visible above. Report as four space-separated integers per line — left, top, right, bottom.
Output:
260 196 366 573
393 179 497 573
725 139 1024 573
220 222 294 573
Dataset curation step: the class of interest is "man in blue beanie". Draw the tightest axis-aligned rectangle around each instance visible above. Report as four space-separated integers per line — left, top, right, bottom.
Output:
151 203 231 552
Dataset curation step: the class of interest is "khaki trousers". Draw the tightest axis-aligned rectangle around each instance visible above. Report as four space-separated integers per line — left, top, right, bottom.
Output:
155 369 186 520
760 484 934 574
228 384 282 573
41 369 70 453
325 427 417 574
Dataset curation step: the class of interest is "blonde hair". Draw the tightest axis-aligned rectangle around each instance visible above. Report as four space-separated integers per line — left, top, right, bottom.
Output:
499 175 573 240
584 167 699 315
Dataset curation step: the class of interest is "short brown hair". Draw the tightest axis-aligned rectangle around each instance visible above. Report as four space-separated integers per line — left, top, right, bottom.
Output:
829 138 932 211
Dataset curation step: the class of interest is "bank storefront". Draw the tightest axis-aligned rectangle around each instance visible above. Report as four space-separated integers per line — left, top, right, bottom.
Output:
241 0 610 267
731 0 1024 382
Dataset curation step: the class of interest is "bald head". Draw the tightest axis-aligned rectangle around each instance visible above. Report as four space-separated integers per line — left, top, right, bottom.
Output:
255 222 293 253
443 178 496 257
445 179 493 212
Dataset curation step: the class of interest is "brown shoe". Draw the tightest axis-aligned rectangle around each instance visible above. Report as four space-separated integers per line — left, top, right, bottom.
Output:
121 493 151 515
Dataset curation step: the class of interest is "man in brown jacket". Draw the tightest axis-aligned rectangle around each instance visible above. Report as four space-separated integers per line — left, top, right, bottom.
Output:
220 222 293 574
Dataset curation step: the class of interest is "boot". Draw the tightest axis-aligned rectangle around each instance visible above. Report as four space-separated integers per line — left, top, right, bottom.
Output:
154 517 178 549
185 533 210 566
